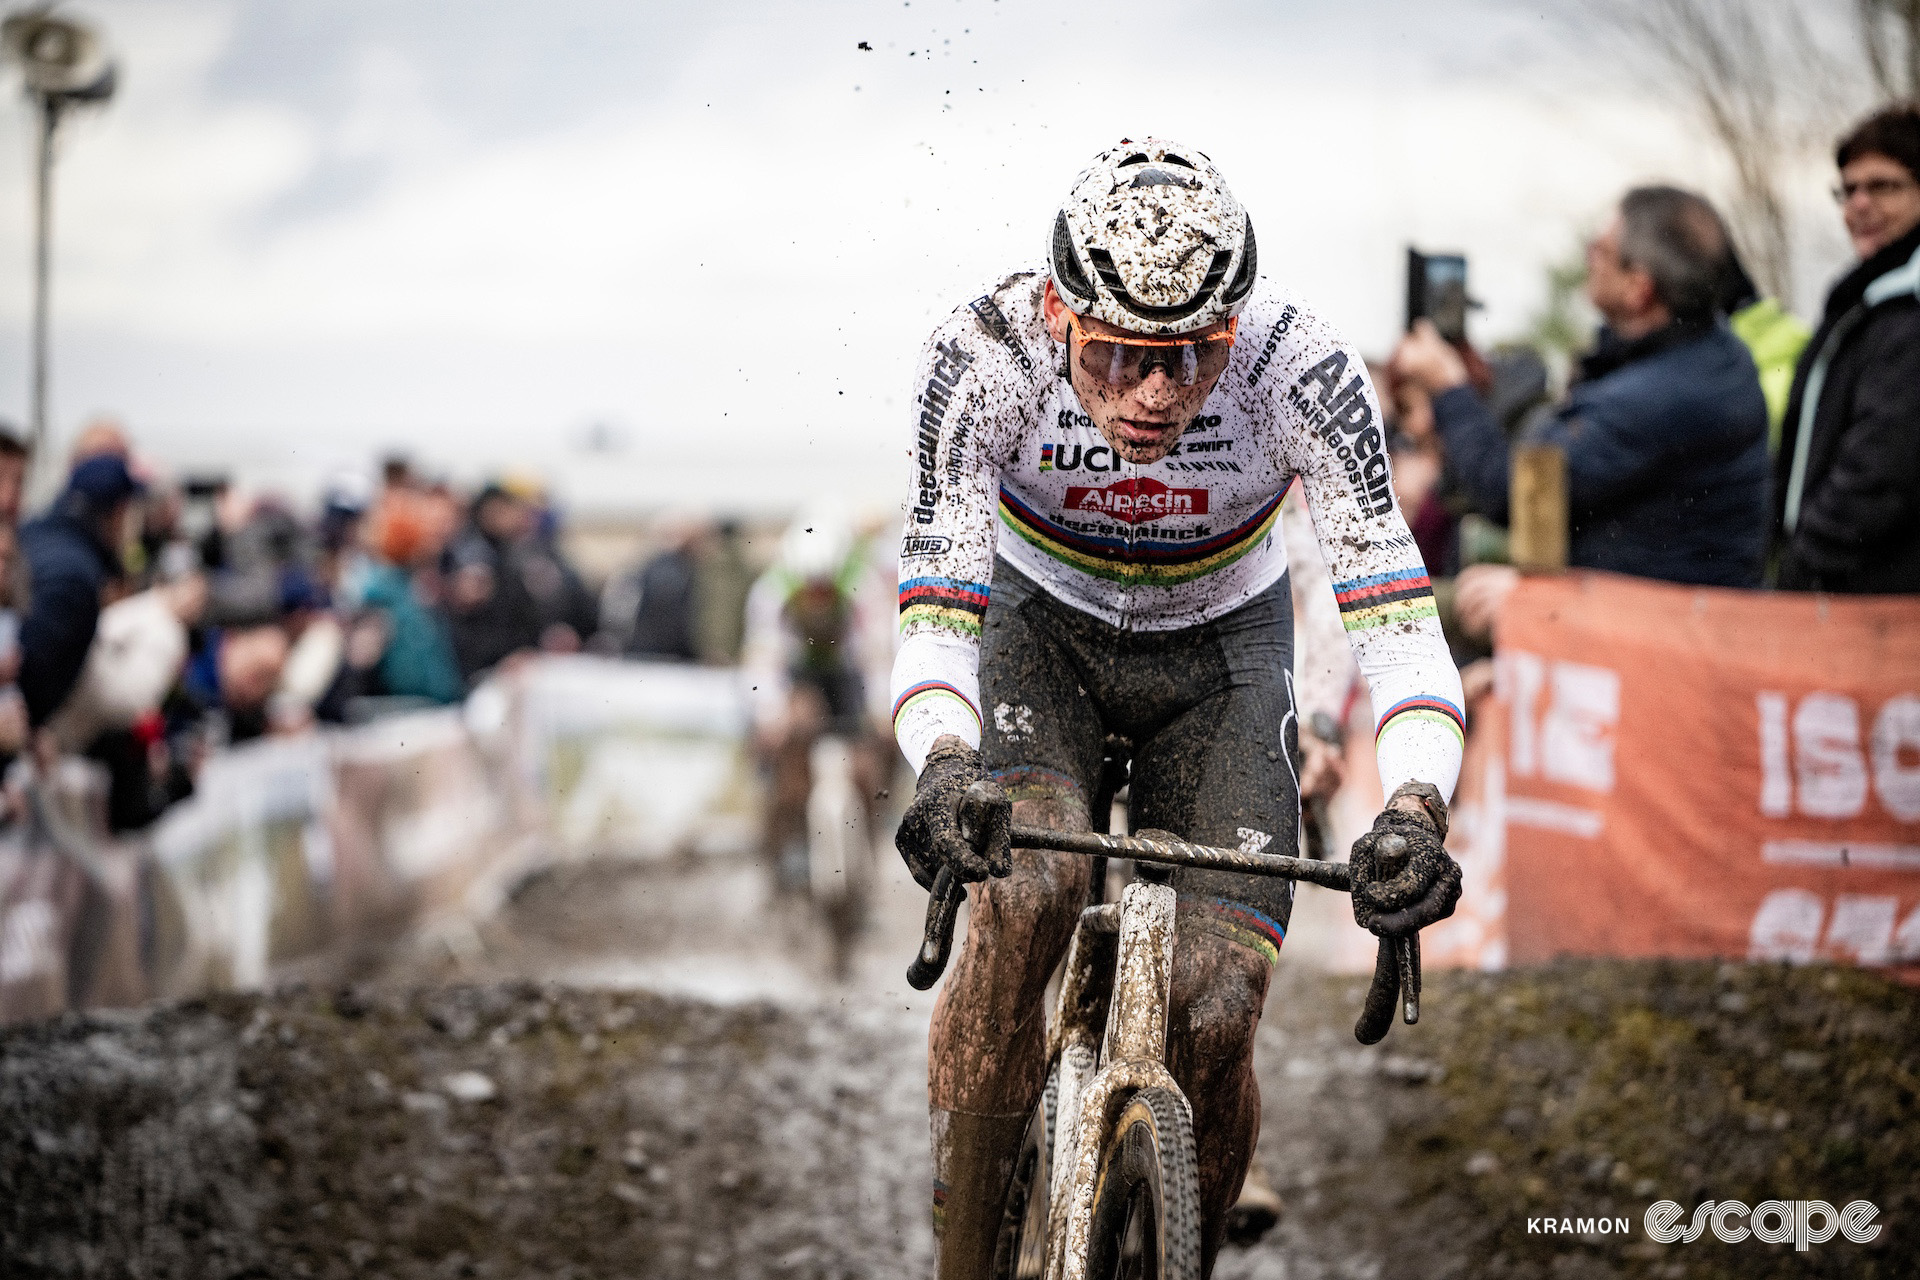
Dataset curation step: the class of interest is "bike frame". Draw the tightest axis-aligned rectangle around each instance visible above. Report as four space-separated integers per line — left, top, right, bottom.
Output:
905 812 1426 1278
1042 878 1183 1280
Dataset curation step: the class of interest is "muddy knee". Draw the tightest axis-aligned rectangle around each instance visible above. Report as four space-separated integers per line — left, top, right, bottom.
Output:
1166 933 1269 1090
964 794 1092 952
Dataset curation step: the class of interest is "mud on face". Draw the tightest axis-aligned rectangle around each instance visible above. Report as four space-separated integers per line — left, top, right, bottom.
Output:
1041 281 1230 466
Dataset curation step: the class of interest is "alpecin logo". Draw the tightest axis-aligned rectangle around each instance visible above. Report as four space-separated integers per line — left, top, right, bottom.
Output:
1643 1199 1880 1250
1062 477 1208 524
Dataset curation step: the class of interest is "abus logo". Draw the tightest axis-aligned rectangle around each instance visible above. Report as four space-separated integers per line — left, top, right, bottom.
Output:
900 534 952 560
1063 478 1208 524
1645 1200 1880 1250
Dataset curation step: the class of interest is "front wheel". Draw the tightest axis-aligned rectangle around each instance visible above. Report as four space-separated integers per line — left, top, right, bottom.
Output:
990 1065 1057 1280
1084 1086 1201 1280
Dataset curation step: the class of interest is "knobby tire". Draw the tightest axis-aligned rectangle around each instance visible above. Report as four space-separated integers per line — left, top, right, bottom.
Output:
1085 1086 1201 1280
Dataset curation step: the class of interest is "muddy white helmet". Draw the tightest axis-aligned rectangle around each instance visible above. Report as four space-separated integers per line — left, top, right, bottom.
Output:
1049 138 1257 337
778 508 855 586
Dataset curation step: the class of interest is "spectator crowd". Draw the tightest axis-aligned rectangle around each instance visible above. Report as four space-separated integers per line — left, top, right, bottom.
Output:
1372 101 1920 691
0 429 765 838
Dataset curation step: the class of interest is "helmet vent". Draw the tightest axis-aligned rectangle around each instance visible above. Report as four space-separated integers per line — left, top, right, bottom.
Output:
1127 166 1194 190
1119 152 1151 167
1220 216 1257 307
1160 153 1197 169
1087 246 1234 322
1052 211 1097 302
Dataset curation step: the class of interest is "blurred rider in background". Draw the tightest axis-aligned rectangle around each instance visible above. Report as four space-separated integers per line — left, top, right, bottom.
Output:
743 509 894 892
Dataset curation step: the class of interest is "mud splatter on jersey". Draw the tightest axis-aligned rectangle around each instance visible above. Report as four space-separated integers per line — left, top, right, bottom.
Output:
888 268 1465 799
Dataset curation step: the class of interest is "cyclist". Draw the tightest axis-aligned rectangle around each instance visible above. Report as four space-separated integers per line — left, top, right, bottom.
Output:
744 509 893 891
889 139 1466 1276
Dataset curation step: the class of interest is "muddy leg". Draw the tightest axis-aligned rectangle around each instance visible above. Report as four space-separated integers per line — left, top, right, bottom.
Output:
1165 932 1272 1275
926 793 1091 1280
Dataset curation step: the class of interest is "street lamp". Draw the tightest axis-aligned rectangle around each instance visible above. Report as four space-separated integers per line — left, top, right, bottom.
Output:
1 6 115 471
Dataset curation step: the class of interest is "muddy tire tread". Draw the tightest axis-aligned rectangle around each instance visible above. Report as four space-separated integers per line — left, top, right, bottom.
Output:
1138 1087 1201 1280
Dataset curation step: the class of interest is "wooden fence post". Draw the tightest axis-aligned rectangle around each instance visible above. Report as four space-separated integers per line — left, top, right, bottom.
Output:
1509 444 1568 571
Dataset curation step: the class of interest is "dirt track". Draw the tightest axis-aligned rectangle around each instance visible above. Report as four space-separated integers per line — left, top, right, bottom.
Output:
3 855 1917 1279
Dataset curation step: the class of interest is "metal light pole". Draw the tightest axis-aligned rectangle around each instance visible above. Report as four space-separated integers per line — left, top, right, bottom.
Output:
2 7 115 474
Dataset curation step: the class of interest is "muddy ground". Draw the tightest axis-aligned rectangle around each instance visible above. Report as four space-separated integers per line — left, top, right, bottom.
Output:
3 856 1916 1279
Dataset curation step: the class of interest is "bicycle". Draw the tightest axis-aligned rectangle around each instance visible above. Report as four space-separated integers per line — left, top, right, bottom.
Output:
804 731 874 980
906 785 1422 1280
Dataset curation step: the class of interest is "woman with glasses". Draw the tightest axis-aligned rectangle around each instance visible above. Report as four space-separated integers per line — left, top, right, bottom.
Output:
1772 104 1920 594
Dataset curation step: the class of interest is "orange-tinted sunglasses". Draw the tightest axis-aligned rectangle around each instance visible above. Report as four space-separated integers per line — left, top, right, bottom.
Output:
1066 312 1238 387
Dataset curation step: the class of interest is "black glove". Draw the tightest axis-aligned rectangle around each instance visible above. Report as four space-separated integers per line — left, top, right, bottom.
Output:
895 739 1013 890
1348 781 1460 937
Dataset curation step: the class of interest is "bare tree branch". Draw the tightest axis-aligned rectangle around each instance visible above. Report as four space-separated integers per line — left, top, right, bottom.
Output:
1857 0 1920 98
1558 0 1887 308
1571 0 1802 300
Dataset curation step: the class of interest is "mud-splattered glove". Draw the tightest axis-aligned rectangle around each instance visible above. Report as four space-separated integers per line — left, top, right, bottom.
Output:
895 738 1013 890
1348 781 1460 937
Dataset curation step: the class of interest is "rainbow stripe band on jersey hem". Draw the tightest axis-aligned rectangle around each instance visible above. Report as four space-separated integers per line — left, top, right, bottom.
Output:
892 680 982 734
988 765 1084 806
1333 566 1438 632
997 487 1283 587
1375 694 1466 749
899 576 990 637
1177 896 1286 967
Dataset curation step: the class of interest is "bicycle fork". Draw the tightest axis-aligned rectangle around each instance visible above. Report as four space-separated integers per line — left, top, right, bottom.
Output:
1043 877 1187 1280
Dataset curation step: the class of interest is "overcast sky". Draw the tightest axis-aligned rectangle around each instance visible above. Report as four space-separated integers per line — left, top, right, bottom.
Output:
0 0 1855 514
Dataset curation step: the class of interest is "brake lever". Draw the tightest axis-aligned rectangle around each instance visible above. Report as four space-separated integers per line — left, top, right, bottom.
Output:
1352 833 1423 1043
1354 937 1400 1045
906 865 966 990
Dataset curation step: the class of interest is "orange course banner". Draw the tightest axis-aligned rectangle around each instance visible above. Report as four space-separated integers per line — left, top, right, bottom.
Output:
1490 572 1920 976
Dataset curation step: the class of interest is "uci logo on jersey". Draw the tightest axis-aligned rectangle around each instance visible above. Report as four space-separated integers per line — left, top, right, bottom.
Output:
1040 442 1121 474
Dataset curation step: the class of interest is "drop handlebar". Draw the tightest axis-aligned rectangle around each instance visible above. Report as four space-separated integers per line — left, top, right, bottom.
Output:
905 796 1422 1042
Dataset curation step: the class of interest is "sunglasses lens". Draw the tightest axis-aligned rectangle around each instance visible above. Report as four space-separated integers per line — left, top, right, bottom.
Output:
1079 338 1136 385
1076 332 1232 387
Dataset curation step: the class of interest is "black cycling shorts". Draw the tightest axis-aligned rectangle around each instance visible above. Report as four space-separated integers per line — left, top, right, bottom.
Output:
978 557 1300 965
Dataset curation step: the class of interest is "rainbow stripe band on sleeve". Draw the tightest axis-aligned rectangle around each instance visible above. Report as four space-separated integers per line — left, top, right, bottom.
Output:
1375 694 1466 750
1333 566 1439 632
892 680 983 734
899 576 991 637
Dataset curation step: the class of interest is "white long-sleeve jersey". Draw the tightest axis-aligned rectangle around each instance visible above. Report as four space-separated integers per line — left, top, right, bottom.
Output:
888 269 1465 801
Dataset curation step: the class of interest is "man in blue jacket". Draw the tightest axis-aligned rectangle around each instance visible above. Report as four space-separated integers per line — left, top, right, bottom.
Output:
18 454 142 727
1394 186 1769 588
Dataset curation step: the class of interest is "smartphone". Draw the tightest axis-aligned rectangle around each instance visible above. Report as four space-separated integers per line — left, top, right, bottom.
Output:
1406 248 1470 344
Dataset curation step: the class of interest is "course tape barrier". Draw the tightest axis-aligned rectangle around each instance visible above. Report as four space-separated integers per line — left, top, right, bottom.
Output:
0 656 755 1025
